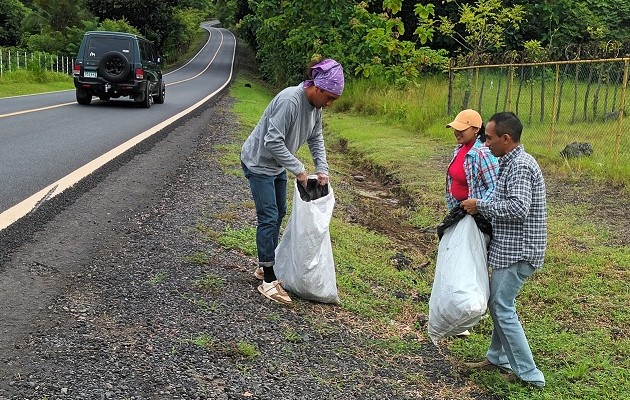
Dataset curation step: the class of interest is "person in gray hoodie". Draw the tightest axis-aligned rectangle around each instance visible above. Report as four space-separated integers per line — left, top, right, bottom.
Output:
240 58 344 305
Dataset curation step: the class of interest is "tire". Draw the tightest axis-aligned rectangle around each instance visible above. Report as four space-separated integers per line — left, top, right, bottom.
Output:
140 83 151 108
76 88 92 105
153 79 165 104
98 51 130 83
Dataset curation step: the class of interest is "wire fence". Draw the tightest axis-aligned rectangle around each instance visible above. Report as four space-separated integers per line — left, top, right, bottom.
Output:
448 58 630 167
0 48 75 77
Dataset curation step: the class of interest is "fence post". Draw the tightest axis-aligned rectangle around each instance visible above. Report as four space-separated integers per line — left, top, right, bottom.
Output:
447 59 454 115
614 60 629 163
549 64 560 151
0 49 3 77
507 65 515 111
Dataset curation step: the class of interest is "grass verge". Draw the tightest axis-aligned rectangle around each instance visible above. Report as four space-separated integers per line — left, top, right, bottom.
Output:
218 74 629 400
0 69 73 98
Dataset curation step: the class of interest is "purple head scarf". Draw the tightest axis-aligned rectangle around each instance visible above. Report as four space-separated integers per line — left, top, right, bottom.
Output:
304 59 344 96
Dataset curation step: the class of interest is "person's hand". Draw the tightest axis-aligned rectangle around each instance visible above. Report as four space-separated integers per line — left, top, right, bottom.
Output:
316 172 329 186
460 198 479 215
296 170 308 186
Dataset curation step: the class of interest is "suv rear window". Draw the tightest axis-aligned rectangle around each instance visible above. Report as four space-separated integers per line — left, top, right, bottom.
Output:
86 37 133 61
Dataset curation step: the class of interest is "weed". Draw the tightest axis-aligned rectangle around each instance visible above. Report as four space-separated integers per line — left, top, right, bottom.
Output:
283 328 303 343
147 271 168 285
235 341 260 358
217 226 257 256
194 273 224 291
189 334 214 351
185 251 210 265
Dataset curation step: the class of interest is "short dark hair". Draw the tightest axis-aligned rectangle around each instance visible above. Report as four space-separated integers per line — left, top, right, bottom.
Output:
489 112 522 143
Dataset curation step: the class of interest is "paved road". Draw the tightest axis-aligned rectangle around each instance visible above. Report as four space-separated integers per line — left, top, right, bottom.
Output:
0 23 236 230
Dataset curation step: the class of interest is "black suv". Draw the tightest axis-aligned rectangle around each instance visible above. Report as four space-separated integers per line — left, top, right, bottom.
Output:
73 31 165 108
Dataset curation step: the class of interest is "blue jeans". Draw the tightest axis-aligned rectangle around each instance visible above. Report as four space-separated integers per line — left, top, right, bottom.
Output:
486 261 545 386
242 163 287 267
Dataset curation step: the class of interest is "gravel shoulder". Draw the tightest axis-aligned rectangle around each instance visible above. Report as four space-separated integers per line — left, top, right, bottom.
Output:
0 63 495 398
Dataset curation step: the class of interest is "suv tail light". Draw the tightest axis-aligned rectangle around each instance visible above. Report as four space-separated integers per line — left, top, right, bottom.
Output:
73 63 81 76
135 68 144 80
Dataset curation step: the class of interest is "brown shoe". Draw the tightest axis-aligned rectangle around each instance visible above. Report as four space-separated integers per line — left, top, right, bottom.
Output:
258 280 292 305
464 359 505 372
500 373 545 388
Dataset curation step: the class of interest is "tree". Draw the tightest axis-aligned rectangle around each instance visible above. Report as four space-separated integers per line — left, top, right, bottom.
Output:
239 0 447 86
0 0 29 46
85 0 175 49
415 0 524 63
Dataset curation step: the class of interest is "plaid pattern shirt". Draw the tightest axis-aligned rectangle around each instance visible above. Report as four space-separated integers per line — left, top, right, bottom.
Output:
477 145 547 269
446 139 499 209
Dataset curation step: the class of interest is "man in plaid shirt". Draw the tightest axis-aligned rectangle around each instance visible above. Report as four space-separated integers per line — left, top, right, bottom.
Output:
461 112 547 388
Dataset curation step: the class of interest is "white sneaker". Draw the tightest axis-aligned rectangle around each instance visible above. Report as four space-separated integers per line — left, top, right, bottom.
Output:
258 280 292 304
456 330 471 337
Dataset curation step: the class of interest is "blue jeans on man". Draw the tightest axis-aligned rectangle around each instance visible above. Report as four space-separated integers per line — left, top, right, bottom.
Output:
486 260 545 387
241 163 287 267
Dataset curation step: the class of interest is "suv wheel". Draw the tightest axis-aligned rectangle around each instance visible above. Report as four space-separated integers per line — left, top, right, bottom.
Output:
136 83 151 108
76 88 92 105
153 79 165 104
98 51 131 83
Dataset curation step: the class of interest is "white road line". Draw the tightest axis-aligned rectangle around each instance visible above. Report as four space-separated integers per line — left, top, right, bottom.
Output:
0 29 236 232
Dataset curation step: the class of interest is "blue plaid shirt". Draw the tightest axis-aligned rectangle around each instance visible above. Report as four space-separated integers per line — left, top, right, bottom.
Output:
477 145 547 269
446 139 499 209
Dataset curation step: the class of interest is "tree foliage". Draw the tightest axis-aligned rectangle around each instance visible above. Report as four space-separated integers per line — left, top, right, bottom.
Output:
239 0 448 86
415 0 524 63
0 0 29 46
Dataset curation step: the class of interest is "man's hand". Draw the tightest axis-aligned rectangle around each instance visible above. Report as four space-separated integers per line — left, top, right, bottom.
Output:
460 198 479 215
316 172 329 186
296 171 308 186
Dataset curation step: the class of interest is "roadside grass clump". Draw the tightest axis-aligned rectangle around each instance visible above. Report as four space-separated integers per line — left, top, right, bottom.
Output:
194 272 224 291
217 226 257 257
0 69 73 98
185 251 210 265
212 143 243 177
147 271 168 285
234 340 260 358
188 334 215 351
226 73 629 400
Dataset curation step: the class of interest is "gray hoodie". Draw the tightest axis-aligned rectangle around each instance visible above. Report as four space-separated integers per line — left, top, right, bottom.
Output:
240 84 329 176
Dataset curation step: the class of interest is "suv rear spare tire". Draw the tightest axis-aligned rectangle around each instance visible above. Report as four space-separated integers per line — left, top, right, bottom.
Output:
98 51 131 83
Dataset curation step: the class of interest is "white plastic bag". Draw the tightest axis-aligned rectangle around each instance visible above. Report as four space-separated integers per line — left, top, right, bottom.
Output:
428 215 490 343
274 179 340 304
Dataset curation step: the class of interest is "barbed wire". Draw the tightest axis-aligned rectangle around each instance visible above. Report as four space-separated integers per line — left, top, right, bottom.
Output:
451 41 630 67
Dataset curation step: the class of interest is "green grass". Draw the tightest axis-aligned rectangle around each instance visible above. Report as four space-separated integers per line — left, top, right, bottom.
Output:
219 73 630 400
0 69 73 98
8 54 627 399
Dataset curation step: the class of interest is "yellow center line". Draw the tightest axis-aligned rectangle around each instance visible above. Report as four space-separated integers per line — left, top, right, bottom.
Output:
0 102 76 119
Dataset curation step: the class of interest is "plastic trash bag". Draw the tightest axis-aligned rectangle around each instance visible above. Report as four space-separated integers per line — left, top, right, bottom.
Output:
428 214 490 343
274 178 340 304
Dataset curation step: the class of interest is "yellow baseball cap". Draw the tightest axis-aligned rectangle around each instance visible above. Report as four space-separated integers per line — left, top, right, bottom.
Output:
446 109 482 130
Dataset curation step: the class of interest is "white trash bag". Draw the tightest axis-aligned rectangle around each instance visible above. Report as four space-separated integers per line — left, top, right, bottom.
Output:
274 178 340 304
428 214 490 343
